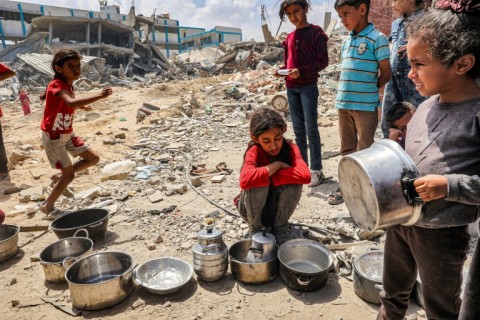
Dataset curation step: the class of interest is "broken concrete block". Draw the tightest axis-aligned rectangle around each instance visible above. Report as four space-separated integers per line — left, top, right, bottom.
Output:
9 151 29 165
75 187 101 200
149 191 164 204
210 175 226 183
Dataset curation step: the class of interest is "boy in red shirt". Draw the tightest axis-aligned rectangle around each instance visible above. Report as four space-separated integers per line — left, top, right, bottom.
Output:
0 63 16 181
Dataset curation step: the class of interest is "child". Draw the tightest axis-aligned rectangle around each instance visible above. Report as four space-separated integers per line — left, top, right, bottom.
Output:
377 2 480 319
386 101 415 148
333 0 392 205
16 88 31 116
380 0 428 138
0 63 16 181
277 0 329 187
39 49 112 216
236 107 310 244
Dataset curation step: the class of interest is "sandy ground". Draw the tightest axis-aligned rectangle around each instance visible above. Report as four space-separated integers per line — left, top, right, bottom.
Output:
0 75 470 320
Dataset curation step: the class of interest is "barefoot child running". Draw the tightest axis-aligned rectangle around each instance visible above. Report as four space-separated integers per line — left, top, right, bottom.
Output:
236 107 310 244
39 49 112 216
377 1 480 319
277 0 329 187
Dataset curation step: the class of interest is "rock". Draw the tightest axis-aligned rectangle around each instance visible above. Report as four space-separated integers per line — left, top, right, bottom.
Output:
191 177 203 187
180 242 192 250
131 300 145 310
30 256 40 262
225 216 234 223
11 299 20 307
155 235 164 244
210 175 226 183
10 278 17 285
19 144 34 152
3 187 20 195
115 132 126 139
149 191 164 203
166 183 188 195
164 301 171 308
75 187 101 200
149 205 177 215
19 195 30 203
81 198 94 207
147 243 156 250
158 154 173 162
9 151 29 165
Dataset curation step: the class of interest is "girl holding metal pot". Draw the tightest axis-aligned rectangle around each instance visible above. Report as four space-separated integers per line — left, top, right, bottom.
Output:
377 2 480 319
235 107 311 244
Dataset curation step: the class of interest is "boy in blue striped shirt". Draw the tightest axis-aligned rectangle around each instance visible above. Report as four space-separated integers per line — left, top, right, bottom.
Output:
330 0 391 205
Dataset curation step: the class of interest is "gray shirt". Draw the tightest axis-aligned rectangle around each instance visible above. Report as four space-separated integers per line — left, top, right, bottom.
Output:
406 95 480 228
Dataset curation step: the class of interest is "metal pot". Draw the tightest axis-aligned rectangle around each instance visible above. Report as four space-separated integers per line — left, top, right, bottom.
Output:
51 209 109 240
65 251 135 310
248 230 277 262
193 243 228 281
39 229 93 283
0 224 20 263
229 239 278 284
278 239 333 292
197 225 223 246
353 250 384 304
338 139 423 231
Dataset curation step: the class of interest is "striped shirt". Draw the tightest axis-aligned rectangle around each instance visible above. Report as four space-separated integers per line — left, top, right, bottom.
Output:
336 23 390 111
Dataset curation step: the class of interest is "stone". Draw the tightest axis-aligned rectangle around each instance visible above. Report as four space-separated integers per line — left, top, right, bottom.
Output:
225 216 234 223
210 175 226 183
131 300 145 310
115 132 126 139
9 151 29 165
191 177 203 187
10 278 17 285
180 242 192 250
3 187 20 195
19 195 30 203
75 187 101 200
158 154 173 162
30 256 41 262
147 243 156 250
81 198 94 207
149 191 164 203
155 235 164 244
166 183 188 195
11 300 20 307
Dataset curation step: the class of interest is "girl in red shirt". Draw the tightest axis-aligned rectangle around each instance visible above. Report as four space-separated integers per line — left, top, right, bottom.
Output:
39 49 112 217
236 107 311 244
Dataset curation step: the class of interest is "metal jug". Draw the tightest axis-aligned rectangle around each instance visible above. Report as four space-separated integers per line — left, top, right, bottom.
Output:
192 224 228 281
247 230 277 263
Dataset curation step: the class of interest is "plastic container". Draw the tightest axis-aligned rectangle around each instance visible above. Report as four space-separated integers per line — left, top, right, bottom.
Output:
101 160 136 178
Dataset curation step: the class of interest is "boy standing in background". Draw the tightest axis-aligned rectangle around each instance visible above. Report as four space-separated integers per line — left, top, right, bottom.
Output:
331 0 391 204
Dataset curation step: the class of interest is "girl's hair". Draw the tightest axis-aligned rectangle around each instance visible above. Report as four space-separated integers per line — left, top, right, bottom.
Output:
279 0 312 21
40 49 82 100
386 102 415 127
406 1 480 78
248 107 287 147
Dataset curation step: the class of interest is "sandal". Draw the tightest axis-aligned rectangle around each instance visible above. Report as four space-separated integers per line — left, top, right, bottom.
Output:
328 188 344 205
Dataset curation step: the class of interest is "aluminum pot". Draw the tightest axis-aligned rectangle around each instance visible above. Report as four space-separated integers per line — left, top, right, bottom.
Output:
193 243 228 281
278 239 333 292
65 251 135 310
0 224 20 263
197 225 224 246
51 209 109 240
353 250 384 304
39 229 93 283
249 231 277 262
338 139 423 231
229 239 278 284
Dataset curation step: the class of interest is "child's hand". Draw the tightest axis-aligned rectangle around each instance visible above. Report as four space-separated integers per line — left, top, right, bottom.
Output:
288 69 300 79
100 87 113 98
388 128 404 143
414 175 448 202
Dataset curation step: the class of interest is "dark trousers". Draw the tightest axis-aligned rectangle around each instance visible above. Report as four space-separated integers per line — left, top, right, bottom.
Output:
378 224 470 320
287 84 322 171
237 184 302 234
0 122 8 173
459 221 480 320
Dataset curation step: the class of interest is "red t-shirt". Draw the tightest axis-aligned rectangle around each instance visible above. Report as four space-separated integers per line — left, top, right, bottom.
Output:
41 79 75 134
239 141 311 190
0 63 10 74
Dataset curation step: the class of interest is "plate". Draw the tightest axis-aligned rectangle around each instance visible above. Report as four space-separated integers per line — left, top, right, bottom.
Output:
277 69 291 76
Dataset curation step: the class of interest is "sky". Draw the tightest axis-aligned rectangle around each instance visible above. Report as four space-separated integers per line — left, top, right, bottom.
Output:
19 0 338 41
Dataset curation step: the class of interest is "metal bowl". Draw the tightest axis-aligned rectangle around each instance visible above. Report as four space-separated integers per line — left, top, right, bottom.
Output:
0 224 20 263
133 257 193 295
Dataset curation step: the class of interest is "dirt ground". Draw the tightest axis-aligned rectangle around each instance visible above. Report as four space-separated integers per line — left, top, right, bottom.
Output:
0 75 472 320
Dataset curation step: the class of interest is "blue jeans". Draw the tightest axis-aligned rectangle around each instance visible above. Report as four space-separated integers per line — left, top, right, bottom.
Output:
287 84 322 171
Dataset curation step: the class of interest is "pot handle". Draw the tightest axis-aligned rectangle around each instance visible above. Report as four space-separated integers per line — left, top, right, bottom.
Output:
296 275 313 286
401 176 423 205
120 263 138 287
73 228 89 238
202 244 221 253
62 256 78 269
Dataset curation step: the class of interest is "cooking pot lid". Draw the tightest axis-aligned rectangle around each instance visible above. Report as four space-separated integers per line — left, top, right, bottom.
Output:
198 225 223 240
354 250 384 282
252 231 275 245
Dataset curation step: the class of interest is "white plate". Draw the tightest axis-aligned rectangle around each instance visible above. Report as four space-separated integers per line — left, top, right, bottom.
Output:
277 69 291 76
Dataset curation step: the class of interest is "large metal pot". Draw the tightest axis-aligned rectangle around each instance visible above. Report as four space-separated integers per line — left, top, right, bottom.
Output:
65 251 135 310
51 209 109 240
39 229 93 283
278 239 333 292
229 239 278 284
338 139 423 231
0 224 20 263
353 250 384 304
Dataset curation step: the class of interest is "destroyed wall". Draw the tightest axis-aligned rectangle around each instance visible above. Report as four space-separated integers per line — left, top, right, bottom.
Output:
370 0 396 36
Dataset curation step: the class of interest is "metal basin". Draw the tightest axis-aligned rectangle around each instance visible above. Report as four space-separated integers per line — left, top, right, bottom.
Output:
0 224 20 263
353 250 384 304
133 257 193 295
278 239 333 291
51 209 109 240
339 139 423 231
229 239 278 284
65 251 135 310
39 229 93 283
